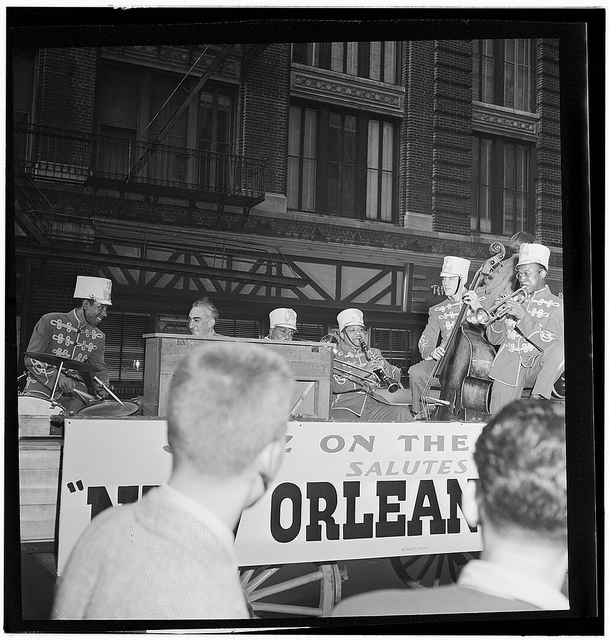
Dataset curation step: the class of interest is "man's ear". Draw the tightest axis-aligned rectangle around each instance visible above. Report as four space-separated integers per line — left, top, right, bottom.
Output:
462 478 480 529
257 438 285 487
243 438 285 509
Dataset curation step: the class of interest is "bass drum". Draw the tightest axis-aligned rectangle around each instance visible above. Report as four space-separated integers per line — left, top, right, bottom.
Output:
18 394 64 416
76 399 140 418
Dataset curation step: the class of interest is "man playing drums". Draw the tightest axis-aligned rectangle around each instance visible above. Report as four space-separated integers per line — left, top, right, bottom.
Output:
23 276 113 414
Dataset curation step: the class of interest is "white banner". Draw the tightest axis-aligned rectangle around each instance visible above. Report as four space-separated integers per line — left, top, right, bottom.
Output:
57 419 483 575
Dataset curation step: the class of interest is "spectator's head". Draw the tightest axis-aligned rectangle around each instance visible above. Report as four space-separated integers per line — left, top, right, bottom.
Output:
167 342 294 483
508 231 536 254
472 399 567 544
188 297 219 337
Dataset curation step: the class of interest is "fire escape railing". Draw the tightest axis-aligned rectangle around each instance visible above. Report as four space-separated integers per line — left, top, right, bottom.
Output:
12 123 266 205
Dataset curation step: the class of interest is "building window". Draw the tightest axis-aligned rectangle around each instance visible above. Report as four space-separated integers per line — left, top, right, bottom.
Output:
96 62 234 189
327 112 357 217
370 327 414 386
288 105 398 221
12 49 37 165
292 42 400 85
473 39 533 112
215 318 262 339
288 106 317 211
472 136 533 236
366 120 395 221
198 87 234 191
103 313 149 384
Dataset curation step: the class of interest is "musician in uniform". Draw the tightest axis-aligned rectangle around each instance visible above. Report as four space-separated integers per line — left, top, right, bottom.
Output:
408 256 471 420
23 276 112 414
467 243 564 415
487 243 565 415
330 308 412 422
266 308 297 341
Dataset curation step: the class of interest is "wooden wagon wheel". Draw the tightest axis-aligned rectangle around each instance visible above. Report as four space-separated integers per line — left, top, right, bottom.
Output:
240 562 343 618
390 551 479 589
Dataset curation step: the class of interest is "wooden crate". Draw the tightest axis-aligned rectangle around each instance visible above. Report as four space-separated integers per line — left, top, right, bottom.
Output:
142 334 333 419
19 414 63 544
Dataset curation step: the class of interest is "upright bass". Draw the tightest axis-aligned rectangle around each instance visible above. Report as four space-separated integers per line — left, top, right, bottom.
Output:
420 242 506 422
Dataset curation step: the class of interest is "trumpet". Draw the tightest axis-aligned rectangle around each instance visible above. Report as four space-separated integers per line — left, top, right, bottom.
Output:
472 287 528 326
358 339 401 393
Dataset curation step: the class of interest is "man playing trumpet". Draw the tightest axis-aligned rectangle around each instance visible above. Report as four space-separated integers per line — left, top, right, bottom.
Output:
330 308 412 422
463 243 564 414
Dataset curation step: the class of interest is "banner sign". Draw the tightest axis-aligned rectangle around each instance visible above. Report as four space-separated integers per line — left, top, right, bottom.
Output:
57 418 484 575
234 421 484 567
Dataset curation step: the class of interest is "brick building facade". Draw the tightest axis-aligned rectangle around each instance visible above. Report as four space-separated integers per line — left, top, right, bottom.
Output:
11 34 565 395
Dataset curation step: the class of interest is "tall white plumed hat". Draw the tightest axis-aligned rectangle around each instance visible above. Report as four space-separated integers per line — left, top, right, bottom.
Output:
517 243 550 270
269 308 297 331
440 256 471 280
73 276 113 305
337 308 365 333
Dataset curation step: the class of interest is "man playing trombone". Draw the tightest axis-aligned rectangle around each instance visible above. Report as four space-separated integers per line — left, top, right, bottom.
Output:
329 308 412 422
463 243 564 414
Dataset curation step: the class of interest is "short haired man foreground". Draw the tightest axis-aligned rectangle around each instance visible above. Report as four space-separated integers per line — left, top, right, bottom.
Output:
332 399 568 616
52 342 295 620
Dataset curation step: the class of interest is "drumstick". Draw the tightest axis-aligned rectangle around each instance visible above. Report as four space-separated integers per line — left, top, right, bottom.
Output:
93 376 125 406
73 388 96 402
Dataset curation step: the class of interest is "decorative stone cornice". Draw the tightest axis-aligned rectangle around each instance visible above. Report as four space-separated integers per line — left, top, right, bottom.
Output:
101 46 240 80
472 101 539 141
291 65 404 116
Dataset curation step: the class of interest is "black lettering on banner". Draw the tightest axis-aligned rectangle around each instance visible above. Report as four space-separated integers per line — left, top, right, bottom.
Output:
87 486 113 519
270 482 302 543
306 482 340 541
117 485 139 505
343 481 374 539
86 484 160 521
446 478 478 534
408 479 446 536
376 480 406 538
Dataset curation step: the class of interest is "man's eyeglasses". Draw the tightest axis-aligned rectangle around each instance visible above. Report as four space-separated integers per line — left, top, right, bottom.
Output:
516 269 542 280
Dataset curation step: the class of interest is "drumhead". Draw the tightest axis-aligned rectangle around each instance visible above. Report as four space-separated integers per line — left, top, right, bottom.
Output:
18 394 63 415
76 400 140 417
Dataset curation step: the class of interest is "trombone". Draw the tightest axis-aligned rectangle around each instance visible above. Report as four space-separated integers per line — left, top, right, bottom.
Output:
320 334 383 389
470 287 528 326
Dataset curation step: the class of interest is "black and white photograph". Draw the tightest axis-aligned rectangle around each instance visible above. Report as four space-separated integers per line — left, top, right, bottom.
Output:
5 4 602 636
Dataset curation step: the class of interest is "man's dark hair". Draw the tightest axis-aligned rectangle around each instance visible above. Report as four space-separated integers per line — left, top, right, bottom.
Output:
474 399 566 541
509 231 536 252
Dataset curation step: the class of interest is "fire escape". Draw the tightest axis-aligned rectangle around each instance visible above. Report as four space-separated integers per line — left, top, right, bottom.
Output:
13 44 310 292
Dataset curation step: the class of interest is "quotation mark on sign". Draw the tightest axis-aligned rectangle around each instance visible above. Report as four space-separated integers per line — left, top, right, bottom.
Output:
67 480 84 493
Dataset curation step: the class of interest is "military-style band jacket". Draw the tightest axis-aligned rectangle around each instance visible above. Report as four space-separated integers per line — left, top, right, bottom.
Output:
331 340 401 417
486 285 564 387
24 309 109 395
417 299 464 360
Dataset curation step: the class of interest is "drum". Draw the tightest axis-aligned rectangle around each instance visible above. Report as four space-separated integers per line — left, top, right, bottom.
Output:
18 394 64 416
76 399 140 418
